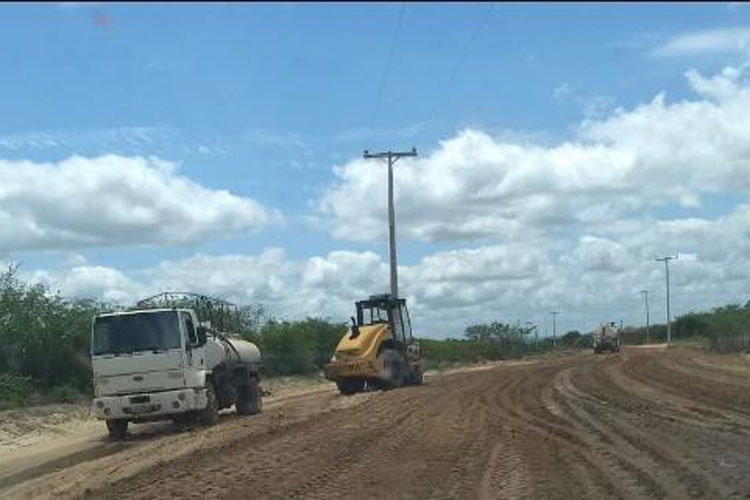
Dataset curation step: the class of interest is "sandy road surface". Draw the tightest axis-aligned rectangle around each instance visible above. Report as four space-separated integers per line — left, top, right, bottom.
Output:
2 347 750 499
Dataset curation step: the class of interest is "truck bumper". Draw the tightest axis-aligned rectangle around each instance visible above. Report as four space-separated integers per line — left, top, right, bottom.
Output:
324 358 383 381
92 388 208 421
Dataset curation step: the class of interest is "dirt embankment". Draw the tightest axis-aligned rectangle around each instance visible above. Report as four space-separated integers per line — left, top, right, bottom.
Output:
2 348 749 499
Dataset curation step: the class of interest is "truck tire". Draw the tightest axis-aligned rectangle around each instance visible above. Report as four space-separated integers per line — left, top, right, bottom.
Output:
408 370 424 386
336 379 365 395
380 348 406 390
198 383 219 426
236 377 262 415
106 419 128 440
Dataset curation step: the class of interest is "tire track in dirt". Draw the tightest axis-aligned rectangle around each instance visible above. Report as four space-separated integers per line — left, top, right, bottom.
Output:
5 349 749 499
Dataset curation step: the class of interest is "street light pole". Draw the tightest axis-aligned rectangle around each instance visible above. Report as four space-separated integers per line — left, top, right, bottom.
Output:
640 289 651 345
655 255 677 345
363 148 418 300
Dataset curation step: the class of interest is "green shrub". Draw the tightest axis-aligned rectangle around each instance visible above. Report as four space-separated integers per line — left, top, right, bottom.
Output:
0 373 37 406
44 384 89 404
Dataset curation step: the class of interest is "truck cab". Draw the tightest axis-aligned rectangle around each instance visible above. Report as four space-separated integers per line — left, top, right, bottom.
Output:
91 307 261 440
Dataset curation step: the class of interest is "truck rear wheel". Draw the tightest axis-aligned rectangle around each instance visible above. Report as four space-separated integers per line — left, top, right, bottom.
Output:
336 379 365 395
106 419 128 440
198 383 219 426
236 377 262 415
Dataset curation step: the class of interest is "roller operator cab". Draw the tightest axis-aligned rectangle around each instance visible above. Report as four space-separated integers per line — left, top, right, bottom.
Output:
325 294 425 394
91 308 262 440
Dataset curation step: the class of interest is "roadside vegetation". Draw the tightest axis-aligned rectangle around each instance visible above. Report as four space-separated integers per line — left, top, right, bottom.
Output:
4 262 747 408
0 266 552 408
623 302 750 353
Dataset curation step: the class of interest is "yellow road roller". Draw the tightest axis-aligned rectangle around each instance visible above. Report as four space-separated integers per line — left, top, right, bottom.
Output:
325 294 424 394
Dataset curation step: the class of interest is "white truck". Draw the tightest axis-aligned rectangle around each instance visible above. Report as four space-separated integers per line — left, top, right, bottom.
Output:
91 307 262 440
593 322 622 354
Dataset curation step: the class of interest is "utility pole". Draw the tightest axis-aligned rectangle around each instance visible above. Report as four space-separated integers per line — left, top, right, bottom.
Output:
640 289 651 345
363 148 417 300
550 311 560 347
655 255 677 345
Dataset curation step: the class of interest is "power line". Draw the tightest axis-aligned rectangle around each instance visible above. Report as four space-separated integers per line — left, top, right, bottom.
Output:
426 2 495 126
367 2 407 147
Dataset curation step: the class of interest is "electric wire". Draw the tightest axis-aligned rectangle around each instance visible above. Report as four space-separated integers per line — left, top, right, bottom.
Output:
366 2 407 148
425 2 496 129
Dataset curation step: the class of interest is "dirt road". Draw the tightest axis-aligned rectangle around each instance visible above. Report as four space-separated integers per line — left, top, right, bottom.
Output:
2 347 749 499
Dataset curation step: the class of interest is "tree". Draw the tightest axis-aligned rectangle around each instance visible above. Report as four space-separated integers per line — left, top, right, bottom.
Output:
559 330 581 347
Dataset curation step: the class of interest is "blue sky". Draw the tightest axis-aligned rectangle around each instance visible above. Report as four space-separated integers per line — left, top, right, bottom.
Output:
2 2 750 336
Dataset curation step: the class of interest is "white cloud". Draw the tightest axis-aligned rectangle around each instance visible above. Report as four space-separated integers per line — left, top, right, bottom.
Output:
319 64 750 245
0 155 278 251
31 265 143 304
15 63 750 337
21 182 750 338
651 27 750 57
0 126 167 153
553 82 574 100
0 126 233 159
244 130 305 148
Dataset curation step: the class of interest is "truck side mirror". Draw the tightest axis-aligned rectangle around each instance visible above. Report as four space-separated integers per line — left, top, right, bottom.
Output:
196 326 208 346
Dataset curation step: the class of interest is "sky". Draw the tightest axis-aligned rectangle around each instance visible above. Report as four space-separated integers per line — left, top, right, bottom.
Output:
2 2 750 338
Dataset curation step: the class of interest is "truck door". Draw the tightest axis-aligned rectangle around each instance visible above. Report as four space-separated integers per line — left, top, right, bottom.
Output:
180 311 198 367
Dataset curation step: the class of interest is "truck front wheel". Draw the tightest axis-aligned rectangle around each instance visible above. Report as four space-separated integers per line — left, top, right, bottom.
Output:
198 383 219 426
106 419 128 440
236 377 262 415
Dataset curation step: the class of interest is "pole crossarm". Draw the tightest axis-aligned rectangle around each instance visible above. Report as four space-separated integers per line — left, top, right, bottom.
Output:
363 148 417 160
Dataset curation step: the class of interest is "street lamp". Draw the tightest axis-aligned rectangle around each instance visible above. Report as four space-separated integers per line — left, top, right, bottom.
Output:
655 255 677 345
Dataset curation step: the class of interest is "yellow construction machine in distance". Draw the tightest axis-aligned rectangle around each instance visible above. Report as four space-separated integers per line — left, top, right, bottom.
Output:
324 294 424 394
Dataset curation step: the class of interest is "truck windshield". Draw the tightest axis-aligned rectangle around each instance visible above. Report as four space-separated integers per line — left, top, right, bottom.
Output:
93 311 181 355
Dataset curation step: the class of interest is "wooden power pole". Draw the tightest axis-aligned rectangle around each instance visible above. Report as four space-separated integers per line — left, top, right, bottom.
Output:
363 148 418 300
